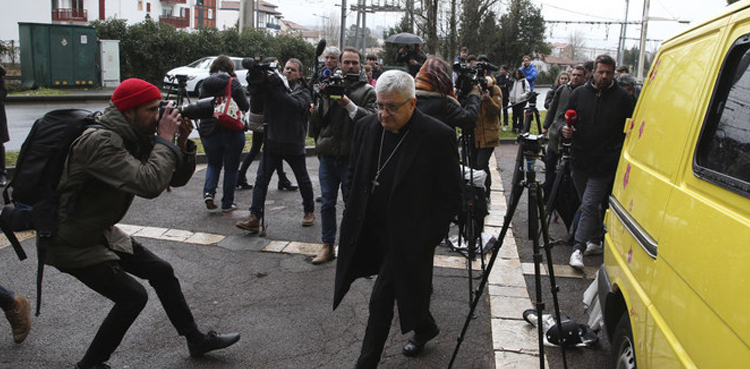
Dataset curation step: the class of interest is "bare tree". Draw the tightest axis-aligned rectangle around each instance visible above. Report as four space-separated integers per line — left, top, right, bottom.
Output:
323 11 340 48
567 30 586 62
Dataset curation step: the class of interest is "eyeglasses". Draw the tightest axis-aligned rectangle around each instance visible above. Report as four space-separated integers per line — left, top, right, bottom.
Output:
376 98 412 114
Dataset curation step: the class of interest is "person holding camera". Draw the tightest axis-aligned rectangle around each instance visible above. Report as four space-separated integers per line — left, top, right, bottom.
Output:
333 70 463 368
561 55 634 269
235 58 315 232
310 46 341 92
472 55 503 197
236 57 298 192
396 44 427 77
197 55 250 212
46 78 240 369
309 47 378 264
414 57 480 130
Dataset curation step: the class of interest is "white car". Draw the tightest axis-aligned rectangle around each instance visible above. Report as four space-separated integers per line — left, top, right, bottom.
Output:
163 56 248 96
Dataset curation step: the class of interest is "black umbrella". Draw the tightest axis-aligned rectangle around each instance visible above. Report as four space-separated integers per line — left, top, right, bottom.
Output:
385 32 425 44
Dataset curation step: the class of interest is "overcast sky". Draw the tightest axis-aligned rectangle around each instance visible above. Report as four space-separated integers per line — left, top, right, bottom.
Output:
273 0 730 51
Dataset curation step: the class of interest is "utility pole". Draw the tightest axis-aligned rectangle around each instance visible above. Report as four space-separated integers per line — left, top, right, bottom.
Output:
340 0 347 50
637 0 650 81
239 0 254 33
617 0 630 66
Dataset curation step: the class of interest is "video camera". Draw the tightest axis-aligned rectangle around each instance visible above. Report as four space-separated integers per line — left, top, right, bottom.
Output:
454 61 500 95
314 68 348 99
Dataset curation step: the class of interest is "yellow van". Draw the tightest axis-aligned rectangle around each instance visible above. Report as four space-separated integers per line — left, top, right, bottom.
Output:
599 1 750 368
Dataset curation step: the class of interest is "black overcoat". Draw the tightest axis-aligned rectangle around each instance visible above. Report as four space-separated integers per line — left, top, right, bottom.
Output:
333 109 463 333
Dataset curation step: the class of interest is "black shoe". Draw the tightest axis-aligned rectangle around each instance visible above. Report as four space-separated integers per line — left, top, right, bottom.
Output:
402 326 440 357
188 331 241 357
278 183 299 191
236 181 253 190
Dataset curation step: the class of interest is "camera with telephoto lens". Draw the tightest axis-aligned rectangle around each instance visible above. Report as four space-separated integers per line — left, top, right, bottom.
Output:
454 61 500 96
525 90 540 109
158 97 216 122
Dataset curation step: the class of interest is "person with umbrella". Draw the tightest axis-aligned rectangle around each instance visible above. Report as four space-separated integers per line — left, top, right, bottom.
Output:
386 32 427 77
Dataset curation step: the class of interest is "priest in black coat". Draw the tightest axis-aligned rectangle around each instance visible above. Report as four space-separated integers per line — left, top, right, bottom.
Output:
333 70 463 368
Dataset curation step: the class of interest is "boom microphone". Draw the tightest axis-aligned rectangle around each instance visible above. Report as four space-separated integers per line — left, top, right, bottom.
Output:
564 109 577 126
315 39 327 59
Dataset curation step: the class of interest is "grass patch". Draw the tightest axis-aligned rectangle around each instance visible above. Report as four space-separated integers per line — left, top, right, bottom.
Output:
8 86 69 96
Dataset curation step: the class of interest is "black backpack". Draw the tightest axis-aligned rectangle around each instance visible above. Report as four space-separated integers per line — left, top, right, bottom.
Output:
0 108 103 315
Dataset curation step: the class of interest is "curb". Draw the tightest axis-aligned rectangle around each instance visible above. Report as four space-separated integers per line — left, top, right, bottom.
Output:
6 93 113 103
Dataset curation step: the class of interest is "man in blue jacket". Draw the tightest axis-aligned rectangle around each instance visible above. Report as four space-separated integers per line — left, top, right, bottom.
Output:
520 55 538 90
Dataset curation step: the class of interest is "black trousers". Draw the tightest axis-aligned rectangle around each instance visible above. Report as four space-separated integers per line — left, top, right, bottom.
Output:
238 131 290 185
62 239 197 366
355 259 437 369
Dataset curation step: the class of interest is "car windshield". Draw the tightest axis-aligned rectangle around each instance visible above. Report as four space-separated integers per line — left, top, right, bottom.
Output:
186 57 214 69
233 59 245 71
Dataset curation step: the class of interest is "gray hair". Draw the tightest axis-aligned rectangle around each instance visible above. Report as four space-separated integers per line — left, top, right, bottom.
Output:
324 46 341 59
375 70 415 99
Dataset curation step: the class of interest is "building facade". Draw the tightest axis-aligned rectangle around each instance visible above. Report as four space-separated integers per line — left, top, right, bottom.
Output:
2 0 291 46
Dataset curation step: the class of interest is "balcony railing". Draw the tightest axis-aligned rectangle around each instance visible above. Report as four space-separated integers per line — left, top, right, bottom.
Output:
160 14 189 28
160 0 187 3
52 8 88 22
265 23 280 30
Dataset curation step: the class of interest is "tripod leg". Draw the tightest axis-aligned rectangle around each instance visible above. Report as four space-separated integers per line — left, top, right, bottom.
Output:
535 183 569 369
447 158 525 369
543 155 567 231
525 167 547 369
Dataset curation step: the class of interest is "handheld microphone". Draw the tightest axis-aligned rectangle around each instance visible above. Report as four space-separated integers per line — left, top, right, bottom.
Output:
322 68 332 78
564 109 577 126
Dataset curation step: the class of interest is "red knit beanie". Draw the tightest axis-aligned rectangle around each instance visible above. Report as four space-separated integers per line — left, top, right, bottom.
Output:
112 78 163 111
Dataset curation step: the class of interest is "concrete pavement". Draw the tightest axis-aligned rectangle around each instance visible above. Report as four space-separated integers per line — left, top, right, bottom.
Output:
0 146 554 368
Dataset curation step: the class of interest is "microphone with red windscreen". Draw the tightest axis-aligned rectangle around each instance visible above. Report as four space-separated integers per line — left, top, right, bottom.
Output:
564 109 577 126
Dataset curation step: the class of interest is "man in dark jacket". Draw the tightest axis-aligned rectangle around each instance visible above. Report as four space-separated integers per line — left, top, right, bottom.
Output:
47 78 240 369
333 70 463 368
562 55 634 269
236 58 315 232
494 65 513 130
309 47 377 264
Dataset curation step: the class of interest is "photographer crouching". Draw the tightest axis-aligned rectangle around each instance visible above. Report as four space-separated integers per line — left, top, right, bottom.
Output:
235 57 316 233
47 78 240 369
308 47 377 264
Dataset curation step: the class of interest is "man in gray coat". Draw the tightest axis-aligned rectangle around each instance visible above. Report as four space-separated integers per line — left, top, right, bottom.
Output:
47 78 240 369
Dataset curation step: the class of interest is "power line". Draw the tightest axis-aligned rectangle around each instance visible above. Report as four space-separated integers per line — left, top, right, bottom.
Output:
540 3 621 22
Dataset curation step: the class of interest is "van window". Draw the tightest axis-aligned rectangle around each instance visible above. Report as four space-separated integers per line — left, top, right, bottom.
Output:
695 35 750 195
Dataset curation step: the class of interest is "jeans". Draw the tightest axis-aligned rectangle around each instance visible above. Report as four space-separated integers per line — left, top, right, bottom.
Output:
238 132 290 186
570 170 613 252
0 284 15 310
201 130 246 209
60 239 198 367
318 155 350 245
250 147 314 218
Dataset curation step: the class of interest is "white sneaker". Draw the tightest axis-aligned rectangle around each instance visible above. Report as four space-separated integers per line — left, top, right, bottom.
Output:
569 250 584 269
584 241 603 255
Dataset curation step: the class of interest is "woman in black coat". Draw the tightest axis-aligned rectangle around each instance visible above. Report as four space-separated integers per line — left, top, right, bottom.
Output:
413 57 480 130
197 56 250 212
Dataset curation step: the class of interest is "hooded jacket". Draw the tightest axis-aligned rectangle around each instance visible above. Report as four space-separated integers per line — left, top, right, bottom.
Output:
46 104 197 269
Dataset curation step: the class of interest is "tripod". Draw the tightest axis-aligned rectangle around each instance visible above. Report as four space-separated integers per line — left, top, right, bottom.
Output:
164 74 192 107
543 139 574 240
448 134 568 369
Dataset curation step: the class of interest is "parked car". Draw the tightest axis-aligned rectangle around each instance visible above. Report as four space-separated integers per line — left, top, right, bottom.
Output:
599 1 750 368
163 56 248 95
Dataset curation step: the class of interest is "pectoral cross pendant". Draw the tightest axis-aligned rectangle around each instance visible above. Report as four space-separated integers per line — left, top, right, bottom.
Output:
371 176 380 193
